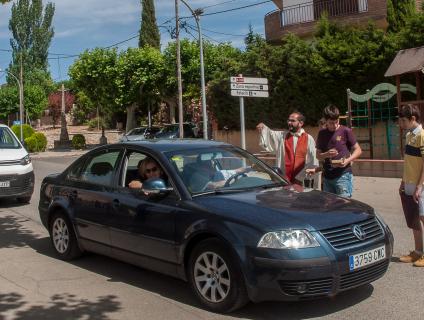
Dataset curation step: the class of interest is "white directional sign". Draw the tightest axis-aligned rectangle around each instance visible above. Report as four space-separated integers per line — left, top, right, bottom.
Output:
230 77 268 84
231 90 269 98
231 83 269 91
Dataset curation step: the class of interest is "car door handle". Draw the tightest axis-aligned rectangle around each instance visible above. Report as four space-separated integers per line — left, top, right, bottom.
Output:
112 199 120 209
69 190 77 200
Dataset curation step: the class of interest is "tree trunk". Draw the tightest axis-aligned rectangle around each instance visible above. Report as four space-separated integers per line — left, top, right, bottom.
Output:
126 103 137 132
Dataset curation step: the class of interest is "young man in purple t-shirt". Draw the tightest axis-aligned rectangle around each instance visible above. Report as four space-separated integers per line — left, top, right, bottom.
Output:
316 105 362 197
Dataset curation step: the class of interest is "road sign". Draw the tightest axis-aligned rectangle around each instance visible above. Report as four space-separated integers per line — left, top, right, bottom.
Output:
230 76 268 84
230 83 269 91
231 90 269 98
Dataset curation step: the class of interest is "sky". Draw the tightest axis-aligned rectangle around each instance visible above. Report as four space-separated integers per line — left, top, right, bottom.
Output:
0 0 277 84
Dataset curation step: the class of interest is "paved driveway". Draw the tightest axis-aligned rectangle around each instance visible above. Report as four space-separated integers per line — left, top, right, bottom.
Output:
0 157 421 319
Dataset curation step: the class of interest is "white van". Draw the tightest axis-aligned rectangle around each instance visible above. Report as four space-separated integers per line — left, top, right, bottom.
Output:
0 124 34 203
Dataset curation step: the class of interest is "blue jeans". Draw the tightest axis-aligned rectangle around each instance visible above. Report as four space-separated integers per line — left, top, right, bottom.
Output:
323 172 353 198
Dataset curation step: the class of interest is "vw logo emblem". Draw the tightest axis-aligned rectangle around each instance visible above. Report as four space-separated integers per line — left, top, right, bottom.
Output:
352 225 366 240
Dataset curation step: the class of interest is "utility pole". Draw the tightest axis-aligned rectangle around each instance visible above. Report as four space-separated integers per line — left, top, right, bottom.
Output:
175 0 184 138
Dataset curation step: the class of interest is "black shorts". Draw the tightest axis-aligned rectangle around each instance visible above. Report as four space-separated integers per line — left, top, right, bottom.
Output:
400 191 422 231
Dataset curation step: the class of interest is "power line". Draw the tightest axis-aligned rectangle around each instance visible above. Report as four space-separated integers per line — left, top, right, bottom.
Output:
186 23 246 37
201 0 239 10
201 0 272 16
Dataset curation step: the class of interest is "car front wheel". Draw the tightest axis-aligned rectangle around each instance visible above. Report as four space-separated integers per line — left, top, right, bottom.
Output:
49 212 82 260
188 239 248 313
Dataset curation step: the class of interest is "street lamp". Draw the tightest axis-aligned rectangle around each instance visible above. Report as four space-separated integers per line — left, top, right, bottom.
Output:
178 0 208 139
0 68 24 142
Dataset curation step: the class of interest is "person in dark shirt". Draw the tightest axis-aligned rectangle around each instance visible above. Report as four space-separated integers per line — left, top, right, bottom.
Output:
316 105 362 197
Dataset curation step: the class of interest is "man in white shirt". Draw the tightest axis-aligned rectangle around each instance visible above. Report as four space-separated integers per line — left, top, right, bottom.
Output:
257 111 318 186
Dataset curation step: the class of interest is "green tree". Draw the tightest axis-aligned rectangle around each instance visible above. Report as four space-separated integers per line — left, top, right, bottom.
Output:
8 0 55 80
387 0 416 33
396 12 424 48
69 48 119 127
139 0 160 48
115 47 165 130
0 86 19 119
0 84 47 120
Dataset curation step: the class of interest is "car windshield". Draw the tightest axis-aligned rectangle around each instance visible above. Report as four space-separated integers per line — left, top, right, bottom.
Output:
128 128 146 135
0 127 21 149
160 125 178 134
166 146 287 195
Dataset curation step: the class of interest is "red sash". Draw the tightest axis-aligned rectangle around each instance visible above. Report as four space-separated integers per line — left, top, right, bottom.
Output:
284 133 308 183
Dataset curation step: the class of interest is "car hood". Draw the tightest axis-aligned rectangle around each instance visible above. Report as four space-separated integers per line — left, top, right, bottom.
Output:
0 146 27 161
192 187 375 231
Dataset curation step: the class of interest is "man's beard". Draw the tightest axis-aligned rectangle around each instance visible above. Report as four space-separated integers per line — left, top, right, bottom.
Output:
288 125 299 133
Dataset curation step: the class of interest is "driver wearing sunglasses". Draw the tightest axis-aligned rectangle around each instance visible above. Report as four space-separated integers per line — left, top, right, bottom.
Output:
128 157 165 189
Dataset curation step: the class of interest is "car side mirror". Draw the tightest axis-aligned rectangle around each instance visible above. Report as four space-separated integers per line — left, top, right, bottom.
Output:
142 178 173 195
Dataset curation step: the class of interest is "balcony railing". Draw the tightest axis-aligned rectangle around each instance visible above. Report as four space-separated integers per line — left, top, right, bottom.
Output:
280 0 368 27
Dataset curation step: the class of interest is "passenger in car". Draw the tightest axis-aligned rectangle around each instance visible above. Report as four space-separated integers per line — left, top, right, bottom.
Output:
128 157 166 189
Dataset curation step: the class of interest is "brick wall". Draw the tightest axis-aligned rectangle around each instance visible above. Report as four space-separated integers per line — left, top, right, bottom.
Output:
265 0 388 42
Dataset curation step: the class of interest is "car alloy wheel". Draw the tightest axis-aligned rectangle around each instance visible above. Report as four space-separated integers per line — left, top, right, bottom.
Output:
189 239 248 313
52 217 69 254
49 212 82 260
194 251 231 303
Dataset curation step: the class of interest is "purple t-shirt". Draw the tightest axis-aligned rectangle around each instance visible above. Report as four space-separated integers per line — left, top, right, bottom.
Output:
316 125 357 179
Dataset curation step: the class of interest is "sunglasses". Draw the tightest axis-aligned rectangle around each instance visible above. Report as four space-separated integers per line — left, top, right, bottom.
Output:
145 166 158 174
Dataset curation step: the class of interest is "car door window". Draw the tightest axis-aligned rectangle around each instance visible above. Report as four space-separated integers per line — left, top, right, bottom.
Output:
80 151 120 186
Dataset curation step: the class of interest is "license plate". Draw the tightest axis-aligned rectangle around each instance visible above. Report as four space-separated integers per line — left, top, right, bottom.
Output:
0 181 10 187
349 245 386 271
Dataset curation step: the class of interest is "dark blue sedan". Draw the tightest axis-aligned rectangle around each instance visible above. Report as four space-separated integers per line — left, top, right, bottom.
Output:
38 140 393 313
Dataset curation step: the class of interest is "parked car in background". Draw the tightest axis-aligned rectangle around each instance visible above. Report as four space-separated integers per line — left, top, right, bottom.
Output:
39 140 393 313
154 123 197 139
119 126 161 142
0 124 34 203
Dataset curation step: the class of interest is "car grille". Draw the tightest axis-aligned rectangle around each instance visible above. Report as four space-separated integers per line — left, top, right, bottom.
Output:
279 277 333 296
320 217 384 249
0 160 21 166
339 260 389 290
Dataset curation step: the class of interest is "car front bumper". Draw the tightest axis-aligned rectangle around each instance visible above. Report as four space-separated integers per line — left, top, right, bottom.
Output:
243 226 394 303
0 170 35 199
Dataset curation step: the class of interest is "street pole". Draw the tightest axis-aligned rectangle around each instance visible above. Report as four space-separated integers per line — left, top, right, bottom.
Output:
19 53 24 141
179 0 208 140
240 96 246 150
0 68 23 142
175 0 184 138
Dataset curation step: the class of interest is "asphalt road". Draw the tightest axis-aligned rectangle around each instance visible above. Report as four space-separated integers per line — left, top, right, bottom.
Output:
0 156 422 319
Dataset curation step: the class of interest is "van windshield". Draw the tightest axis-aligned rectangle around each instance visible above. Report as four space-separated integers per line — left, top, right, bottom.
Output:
0 127 21 149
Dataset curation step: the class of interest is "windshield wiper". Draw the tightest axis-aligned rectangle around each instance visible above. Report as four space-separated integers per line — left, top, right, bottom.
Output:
193 188 248 197
260 183 286 189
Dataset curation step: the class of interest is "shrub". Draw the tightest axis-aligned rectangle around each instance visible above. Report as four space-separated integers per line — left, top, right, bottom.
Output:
72 134 86 149
24 132 47 152
11 124 35 141
86 117 106 131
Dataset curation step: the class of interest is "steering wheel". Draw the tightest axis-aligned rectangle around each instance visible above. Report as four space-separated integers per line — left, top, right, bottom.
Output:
223 168 252 187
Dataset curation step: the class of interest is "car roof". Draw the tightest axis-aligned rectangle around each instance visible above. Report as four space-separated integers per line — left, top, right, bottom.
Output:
0 124 9 128
115 139 233 153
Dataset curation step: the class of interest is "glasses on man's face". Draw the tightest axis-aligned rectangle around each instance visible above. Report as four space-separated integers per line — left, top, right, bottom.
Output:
145 166 158 174
287 119 298 123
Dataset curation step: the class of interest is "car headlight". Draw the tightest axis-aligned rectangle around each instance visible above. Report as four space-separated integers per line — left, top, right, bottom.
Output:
20 155 31 166
257 230 320 249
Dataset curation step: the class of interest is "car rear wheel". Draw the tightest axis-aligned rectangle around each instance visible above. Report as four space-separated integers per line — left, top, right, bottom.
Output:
188 239 249 313
49 212 82 260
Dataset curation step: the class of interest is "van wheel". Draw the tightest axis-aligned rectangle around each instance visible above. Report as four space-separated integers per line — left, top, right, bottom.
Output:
17 196 31 204
188 239 249 313
49 212 82 260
